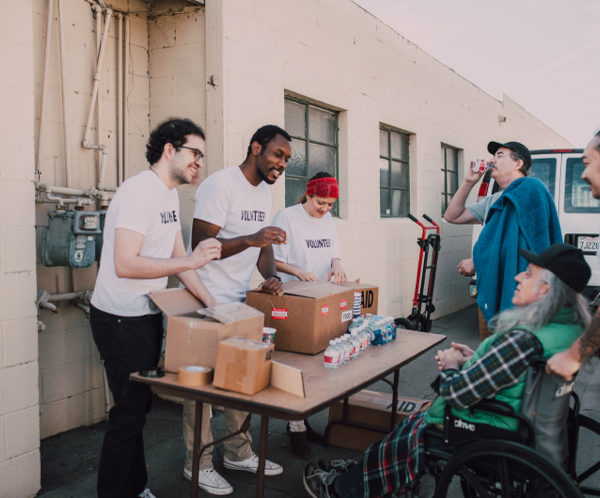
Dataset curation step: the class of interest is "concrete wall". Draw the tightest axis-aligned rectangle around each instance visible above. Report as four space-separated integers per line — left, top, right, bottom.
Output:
0 0 41 495
209 0 571 318
33 0 152 439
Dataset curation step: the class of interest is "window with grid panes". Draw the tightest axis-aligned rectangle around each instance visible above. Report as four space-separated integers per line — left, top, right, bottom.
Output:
284 98 339 215
379 128 410 217
441 146 458 215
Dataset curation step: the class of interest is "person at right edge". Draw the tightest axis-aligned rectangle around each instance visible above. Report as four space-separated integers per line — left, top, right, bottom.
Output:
547 129 600 380
444 141 562 341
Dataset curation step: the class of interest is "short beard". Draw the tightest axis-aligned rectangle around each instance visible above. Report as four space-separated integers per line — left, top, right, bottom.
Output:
257 165 275 185
169 162 192 186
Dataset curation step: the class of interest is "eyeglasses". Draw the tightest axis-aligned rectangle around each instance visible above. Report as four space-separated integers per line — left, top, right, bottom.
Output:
178 145 204 161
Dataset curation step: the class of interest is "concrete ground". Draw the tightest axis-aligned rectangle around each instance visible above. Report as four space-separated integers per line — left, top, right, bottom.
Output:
38 304 600 498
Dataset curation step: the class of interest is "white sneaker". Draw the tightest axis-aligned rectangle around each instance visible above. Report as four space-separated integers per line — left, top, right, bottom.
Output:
223 453 283 476
183 468 234 495
138 490 157 498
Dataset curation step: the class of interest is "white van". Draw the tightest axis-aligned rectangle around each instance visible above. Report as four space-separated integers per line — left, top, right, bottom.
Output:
471 148 600 305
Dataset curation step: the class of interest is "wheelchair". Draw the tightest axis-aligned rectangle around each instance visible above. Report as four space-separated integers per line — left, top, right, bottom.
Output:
407 360 600 498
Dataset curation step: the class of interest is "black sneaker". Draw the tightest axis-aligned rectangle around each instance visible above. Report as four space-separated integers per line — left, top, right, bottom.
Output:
290 431 311 459
303 462 340 498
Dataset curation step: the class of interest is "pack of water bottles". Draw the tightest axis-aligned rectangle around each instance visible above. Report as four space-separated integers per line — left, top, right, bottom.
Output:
323 315 397 369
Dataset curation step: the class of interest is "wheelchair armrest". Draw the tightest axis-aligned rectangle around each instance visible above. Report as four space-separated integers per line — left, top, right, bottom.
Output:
469 399 515 417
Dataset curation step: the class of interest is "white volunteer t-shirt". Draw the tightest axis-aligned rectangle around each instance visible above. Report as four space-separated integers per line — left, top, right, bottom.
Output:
272 204 342 283
187 166 271 303
91 169 182 316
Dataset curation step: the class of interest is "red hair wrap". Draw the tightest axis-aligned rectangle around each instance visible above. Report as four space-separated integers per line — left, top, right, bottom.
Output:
306 177 339 199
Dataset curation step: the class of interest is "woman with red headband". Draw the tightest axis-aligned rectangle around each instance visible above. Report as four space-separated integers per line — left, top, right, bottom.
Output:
272 172 347 459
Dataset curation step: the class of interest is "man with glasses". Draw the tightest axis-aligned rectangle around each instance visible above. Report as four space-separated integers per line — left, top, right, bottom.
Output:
90 118 222 498
181 125 291 495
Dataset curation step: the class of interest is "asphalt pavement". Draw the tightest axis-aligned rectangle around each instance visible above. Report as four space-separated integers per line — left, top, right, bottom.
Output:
38 304 600 498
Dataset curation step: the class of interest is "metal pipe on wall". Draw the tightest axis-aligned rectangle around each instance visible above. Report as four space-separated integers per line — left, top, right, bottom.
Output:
36 0 55 171
116 13 123 186
95 4 103 184
57 0 72 187
123 15 130 181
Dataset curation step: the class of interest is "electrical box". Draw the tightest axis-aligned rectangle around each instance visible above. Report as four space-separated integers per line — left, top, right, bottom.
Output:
41 210 102 269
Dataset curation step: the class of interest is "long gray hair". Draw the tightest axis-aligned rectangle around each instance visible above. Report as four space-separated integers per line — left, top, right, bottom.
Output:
490 269 591 334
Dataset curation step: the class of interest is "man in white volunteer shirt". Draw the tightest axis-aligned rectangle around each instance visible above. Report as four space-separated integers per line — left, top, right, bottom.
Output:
547 130 600 380
181 125 291 495
90 119 221 498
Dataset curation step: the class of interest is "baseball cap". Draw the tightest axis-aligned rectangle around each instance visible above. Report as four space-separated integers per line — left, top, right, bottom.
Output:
488 141 532 168
519 244 591 293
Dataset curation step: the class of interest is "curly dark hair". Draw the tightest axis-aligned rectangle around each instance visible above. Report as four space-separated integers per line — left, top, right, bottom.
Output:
146 118 205 165
245 125 291 159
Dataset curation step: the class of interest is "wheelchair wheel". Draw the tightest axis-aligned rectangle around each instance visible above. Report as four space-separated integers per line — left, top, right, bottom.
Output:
434 440 583 498
576 414 600 496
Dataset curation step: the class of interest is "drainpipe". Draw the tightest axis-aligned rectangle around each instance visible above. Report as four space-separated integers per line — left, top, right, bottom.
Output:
94 4 103 185
37 0 54 171
116 13 123 186
123 15 130 181
57 0 72 187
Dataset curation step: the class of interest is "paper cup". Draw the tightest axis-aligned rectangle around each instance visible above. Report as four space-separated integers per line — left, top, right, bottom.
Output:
262 327 277 345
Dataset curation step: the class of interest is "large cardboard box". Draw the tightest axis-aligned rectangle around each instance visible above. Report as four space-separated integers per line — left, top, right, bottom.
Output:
327 390 431 451
148 289 264 373
246 281 355 354
213 337 275 395
342 282 379 316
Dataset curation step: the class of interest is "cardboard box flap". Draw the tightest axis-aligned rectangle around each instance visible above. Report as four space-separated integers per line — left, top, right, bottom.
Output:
224 336 271 350
273 281 347 299
149 288 204 317
197 302 264 324
342 281 377 291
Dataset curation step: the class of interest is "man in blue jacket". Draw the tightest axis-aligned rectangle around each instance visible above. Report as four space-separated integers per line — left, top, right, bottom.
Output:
445 141 562 340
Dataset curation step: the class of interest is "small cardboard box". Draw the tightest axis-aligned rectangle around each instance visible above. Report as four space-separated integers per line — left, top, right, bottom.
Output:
213 337 275 395
245 281 355 354
342 282 379 316
327 390 431 451
148 289 264 373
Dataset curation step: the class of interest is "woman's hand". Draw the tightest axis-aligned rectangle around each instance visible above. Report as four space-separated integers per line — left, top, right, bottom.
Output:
327 259 347 285
295 268 320 282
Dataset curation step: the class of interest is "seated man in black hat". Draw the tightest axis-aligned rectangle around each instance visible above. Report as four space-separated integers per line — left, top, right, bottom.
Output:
304 244 591 498
445 141 562 341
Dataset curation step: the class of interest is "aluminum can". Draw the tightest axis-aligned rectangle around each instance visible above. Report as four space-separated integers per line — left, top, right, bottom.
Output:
471 159 491 173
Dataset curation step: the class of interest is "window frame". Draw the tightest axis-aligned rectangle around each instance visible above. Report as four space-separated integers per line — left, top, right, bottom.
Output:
379 127 410 218
284 96 339 215
441 144 459 216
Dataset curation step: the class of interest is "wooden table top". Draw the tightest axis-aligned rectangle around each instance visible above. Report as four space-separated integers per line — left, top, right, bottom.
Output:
131 330 445 420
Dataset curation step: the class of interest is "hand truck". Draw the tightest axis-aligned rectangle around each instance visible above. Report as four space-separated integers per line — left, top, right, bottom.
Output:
396 213 441 332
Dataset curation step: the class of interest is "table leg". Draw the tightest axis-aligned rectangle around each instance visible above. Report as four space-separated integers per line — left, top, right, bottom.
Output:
190 402 203 498
256 415 269 498
390 369 400 431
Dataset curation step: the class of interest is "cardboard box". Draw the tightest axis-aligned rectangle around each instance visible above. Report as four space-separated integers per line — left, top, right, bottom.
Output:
213 337 275 395
342 282 379 316
246 281 355 354
327 390 431 451
148 289 264 373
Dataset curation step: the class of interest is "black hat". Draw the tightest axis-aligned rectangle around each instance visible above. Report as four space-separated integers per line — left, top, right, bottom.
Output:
488 141 532 168
519 244 591 293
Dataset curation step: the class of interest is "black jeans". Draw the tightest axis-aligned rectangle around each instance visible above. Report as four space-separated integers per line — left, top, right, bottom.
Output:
90 305 163 498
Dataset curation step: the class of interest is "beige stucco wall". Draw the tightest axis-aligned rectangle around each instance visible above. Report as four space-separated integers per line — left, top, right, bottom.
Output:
210 0 571 318
0 0 41 496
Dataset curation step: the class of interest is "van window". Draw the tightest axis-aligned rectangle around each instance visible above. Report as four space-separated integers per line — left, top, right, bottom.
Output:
529 158 556 199
564 157 600 213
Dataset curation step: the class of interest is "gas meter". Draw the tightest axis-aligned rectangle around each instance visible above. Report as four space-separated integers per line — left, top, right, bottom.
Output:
41 210 103 269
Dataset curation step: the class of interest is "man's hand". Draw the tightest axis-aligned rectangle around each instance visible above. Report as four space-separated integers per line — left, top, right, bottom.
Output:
295 269 319 282
457 258 475 277
435 347 468 371
248 227 287 247
258 277 284 296
546 349 581 381
464 166 485 186
451 342 475 361
190 238 222 268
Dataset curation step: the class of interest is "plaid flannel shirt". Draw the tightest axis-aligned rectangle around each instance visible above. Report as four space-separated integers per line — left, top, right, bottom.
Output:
438 329 544 410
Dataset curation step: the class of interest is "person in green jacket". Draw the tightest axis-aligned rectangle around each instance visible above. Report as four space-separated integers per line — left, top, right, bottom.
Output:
303 243 592 498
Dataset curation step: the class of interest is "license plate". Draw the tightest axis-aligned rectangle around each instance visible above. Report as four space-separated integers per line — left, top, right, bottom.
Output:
578 236 599 252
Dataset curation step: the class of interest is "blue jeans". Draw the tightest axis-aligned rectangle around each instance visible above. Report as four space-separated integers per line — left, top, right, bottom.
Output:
90 305 163 498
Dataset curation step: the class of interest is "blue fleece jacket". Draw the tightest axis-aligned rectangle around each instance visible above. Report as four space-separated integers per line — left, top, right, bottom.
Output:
473 177 562 324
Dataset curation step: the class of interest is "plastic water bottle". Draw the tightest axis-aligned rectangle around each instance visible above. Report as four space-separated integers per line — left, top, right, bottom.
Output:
370 319 385 346
335 338 348 364
386 316 397 340
340 337 352 363
341 334 355 360
324 340 340 369
351 330 363 355
361 324 370 349
348 332 361 358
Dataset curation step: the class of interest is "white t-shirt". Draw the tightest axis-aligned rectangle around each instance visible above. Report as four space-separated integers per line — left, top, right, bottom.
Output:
272 204 342 283
91 169 181 316
187 166 271 303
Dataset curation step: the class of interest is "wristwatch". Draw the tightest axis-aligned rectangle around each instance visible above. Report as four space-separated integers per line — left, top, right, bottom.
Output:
271 275 282 283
